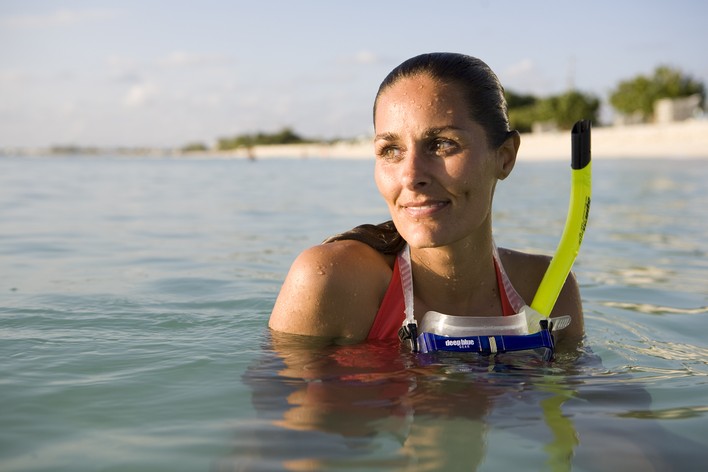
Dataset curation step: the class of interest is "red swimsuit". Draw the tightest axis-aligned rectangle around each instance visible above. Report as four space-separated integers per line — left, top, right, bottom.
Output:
367 256 522 340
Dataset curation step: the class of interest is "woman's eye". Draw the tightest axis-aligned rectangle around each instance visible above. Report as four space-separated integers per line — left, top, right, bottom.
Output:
377 146 402 161
430 139 458 156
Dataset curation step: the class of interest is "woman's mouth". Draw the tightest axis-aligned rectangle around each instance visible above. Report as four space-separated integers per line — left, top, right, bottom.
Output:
401 200 450 218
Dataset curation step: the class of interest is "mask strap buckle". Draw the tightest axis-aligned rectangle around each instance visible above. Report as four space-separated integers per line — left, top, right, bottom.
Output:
398 321 419 352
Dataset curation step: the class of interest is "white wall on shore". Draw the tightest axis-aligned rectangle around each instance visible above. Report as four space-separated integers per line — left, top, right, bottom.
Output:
518 120 708 160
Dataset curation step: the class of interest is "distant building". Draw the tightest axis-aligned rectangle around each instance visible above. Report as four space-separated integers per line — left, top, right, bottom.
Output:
654 94 703 123
613 94 703 126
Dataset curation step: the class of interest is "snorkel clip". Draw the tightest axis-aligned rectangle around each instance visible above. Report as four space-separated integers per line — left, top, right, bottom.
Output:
398 321 419 353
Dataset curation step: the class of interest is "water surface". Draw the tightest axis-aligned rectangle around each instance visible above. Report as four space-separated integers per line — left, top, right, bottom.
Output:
1 156 707 470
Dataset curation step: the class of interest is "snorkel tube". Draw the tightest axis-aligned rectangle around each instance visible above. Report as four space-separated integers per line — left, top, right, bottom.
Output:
524 120 592 333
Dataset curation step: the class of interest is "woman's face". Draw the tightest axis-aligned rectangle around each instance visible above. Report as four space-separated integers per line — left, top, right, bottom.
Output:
373 74 512 249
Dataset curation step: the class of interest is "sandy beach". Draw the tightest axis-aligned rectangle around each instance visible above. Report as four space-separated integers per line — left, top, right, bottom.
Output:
212 120 708 161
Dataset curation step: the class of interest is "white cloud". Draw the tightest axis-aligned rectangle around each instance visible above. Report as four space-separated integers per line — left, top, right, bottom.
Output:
502 58 556 95
505 58 536 78
124 83 158 108
353 50 381 65
335 50 385 66
0 8 119 29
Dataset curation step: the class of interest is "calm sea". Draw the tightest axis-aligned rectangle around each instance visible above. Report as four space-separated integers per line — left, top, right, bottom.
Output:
1 155 707 471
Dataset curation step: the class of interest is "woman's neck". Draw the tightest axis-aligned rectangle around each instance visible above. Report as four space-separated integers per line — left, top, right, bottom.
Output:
409 233 502 316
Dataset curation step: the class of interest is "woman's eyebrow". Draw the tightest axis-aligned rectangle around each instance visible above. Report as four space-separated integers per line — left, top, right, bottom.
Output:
424 126 464 137
376 126 465 141
374 132 398 141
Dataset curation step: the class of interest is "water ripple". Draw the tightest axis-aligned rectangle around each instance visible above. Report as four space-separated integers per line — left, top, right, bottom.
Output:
603 301 708 316
618 405 708 420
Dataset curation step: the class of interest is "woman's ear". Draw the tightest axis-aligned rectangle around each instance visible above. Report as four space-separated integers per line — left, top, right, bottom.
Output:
496 131 520 180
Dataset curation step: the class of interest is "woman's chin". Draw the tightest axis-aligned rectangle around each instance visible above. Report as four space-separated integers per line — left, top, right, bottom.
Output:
398 229 447 249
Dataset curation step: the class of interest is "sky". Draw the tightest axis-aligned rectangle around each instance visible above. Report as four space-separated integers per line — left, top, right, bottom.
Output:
1 0 707 149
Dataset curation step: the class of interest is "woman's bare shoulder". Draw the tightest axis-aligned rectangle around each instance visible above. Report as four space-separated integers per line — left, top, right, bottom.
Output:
269 240 394 341
497 247 550 295
498 247 584 343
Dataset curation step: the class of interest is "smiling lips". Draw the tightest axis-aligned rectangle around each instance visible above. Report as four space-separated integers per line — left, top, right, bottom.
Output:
400 199 450 218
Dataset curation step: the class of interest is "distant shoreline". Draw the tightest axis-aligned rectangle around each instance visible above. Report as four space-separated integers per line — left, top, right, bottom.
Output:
205 120 708 161
4 120 708 160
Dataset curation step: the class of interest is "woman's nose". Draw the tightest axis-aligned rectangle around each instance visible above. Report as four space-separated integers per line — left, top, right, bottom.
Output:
401 145 432 189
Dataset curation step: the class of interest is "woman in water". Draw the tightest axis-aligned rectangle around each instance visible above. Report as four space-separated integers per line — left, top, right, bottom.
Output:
269 52 584 347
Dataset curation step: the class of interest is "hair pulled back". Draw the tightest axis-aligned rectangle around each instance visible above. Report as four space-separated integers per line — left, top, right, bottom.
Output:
374 52 513 148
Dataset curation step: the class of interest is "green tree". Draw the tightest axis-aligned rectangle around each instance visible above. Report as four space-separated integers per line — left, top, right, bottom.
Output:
505 90 537 109
181 142 209 153
609 66 705 121
270 127 304 145
506 89 599 132
548 91 600 129
508 104 539 133
506 90 539 133
216 127 308 150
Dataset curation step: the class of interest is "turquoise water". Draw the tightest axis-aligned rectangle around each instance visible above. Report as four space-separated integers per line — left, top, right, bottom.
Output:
1 155 707 471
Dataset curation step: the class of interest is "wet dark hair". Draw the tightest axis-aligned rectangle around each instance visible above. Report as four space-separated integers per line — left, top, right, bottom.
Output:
374 52 514 148
325 53 515 254
322 220 405 255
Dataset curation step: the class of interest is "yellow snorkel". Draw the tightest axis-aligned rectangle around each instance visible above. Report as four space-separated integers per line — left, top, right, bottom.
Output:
525 120 592 333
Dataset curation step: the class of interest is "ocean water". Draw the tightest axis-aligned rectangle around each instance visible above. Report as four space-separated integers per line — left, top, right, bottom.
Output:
1 155 707 471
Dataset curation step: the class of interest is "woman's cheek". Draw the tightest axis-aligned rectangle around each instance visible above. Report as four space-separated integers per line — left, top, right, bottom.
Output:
374 167 397 202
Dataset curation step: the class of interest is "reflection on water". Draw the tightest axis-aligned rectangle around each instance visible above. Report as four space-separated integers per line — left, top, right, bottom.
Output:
238 335 543 470
232 332 704 471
